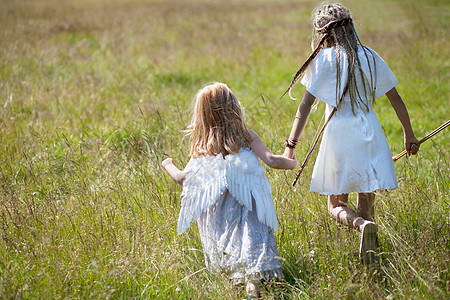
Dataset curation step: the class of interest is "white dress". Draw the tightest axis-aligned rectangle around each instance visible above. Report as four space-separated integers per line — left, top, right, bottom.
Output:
300 46 399 195
178 148 284 283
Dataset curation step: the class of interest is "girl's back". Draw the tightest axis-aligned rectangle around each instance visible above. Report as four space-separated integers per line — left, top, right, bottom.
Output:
301 46 398 111
304 44 400 195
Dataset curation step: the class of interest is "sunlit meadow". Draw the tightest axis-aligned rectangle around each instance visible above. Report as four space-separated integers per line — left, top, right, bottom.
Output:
0 0 448 298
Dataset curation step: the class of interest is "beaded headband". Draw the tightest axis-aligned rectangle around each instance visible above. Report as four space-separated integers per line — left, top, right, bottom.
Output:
316 18 353 34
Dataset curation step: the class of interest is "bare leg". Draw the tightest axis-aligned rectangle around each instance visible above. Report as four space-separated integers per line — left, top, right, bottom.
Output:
245 280 260 298
328 194 366 232
328 193 378 265
356 193 378 265
356 192 375 221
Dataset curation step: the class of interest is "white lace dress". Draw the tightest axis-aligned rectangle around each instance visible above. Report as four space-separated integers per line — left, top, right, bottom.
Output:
178 148 284 283
300 46 399 195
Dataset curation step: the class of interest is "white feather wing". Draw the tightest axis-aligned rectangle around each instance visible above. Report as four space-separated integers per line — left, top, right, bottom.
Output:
177 148 278 234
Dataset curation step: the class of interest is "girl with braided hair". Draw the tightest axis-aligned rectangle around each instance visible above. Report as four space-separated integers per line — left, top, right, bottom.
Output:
162 83 297 298
282 3 420 265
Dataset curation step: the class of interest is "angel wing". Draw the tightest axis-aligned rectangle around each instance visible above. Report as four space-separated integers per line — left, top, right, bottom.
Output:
177 148 278 234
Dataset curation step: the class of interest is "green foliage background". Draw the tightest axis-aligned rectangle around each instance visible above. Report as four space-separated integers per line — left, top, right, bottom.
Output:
0 0 448 298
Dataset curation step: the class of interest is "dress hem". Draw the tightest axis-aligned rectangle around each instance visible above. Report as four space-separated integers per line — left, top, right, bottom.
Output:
310 184 398 196
231 267 284 285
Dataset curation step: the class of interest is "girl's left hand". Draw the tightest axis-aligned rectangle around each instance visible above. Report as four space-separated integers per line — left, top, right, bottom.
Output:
162 157 174 169
405 136 420 156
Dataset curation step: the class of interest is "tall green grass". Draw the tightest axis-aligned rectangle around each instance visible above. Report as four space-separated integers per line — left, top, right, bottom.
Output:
0 0 448 298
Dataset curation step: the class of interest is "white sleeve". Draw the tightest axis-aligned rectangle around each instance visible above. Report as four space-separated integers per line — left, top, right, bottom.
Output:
300 47 399 104
366 47 399 98
300 48 348 107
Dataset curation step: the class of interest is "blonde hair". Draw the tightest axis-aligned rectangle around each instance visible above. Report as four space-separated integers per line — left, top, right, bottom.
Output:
284 2 376 114
187 83 252 158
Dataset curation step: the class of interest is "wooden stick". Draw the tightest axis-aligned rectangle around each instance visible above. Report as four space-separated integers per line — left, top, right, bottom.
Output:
392 119 450 162
292 107 337 186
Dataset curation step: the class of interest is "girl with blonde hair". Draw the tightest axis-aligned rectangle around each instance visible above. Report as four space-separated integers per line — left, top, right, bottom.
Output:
282 3 420 265
162 82 297 297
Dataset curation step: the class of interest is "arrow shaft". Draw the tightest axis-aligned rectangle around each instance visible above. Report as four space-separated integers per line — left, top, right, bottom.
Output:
393 119 450 162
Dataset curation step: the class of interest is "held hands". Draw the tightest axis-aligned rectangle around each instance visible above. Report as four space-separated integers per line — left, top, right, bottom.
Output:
283 147 295 159
287 151 298 169
404 135 420 156
281 147 298 169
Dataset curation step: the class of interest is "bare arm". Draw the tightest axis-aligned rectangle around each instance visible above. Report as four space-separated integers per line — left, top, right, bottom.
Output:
161 158 187 185
385 87 420 156
249 129 298 169
283 91 316 158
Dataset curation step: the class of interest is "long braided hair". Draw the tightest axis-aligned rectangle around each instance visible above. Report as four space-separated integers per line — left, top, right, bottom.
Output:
283 3 377 115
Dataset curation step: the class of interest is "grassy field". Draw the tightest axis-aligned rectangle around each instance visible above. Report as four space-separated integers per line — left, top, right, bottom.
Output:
0 0 449 298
